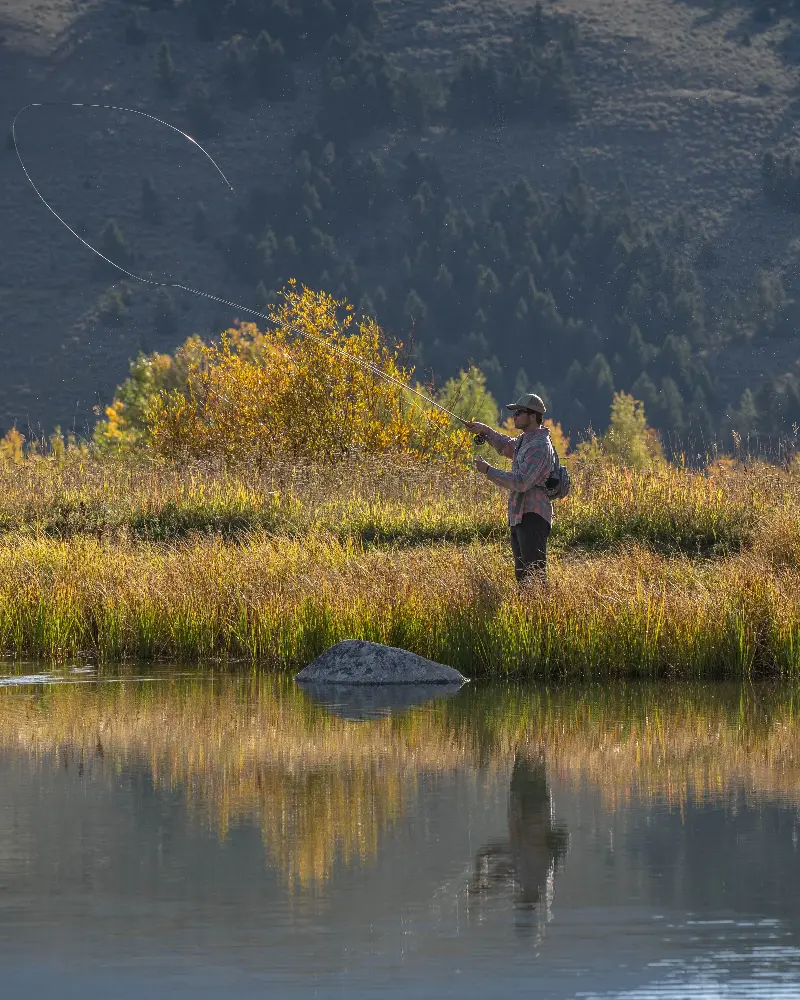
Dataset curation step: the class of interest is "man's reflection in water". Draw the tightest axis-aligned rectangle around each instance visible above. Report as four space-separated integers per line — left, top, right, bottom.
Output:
468 750 568 939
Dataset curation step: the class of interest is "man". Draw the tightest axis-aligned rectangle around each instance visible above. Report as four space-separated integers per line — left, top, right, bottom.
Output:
466 393 555 585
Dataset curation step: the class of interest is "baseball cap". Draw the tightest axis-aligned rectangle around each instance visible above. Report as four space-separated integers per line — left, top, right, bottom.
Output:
505 392 546 415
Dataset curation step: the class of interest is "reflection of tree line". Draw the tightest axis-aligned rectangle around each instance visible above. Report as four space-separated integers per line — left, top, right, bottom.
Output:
1 677 799 891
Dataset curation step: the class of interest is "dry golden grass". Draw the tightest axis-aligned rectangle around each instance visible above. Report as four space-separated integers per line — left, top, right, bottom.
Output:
0 454 795 673
0 452 787 554
0 531 796 675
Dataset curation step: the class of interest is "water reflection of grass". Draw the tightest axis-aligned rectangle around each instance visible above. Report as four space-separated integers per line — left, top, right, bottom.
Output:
448 683 800 811
0 675 504 889
1 678 799 886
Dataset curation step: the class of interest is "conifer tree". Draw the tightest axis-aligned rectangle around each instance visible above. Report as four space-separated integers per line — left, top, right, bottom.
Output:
258 228 278 269
155 40 177 94
254 280 271 310
223 35 248 93
153 288 178 337
688 386 714 454
97 286 130 326
404 289 428 324
513 368 531 400
141 175 163 224
728 388 758 438
95 219 131 278
658 378 685 434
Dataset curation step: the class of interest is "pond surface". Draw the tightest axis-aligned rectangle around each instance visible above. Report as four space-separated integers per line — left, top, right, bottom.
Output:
1 668 799 998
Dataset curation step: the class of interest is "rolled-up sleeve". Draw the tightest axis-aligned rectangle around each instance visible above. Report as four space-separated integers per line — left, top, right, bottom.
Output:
483 428 517 460
486 438 550 493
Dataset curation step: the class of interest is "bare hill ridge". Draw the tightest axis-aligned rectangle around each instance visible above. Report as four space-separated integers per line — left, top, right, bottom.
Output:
1 0 799 433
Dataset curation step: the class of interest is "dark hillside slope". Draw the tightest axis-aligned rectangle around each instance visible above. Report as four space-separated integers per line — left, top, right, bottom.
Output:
1 0 800 442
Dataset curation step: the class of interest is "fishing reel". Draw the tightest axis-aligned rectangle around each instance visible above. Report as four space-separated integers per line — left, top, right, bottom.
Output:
473 434 486 446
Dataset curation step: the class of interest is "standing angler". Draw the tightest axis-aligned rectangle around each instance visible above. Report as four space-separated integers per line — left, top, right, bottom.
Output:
466 393 555 585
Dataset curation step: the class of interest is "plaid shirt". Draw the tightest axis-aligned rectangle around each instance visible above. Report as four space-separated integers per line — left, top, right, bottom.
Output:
483 426 555 526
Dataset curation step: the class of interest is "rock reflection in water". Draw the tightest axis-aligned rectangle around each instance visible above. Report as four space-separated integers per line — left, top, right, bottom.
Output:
296 681 466 719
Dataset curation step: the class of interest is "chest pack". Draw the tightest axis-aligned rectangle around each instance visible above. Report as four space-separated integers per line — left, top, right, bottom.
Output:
513 436 571 501
543 446 571 501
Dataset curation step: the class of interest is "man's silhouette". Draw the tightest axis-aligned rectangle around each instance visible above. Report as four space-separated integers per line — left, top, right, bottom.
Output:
468 750 568 935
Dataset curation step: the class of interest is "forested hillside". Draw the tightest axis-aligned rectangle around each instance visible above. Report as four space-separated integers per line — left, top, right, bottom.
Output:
2 0 800 447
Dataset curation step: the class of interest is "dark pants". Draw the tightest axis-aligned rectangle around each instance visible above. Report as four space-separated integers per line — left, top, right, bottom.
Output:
510 512 550 585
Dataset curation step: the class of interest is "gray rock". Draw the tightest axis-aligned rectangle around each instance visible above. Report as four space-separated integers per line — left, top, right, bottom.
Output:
297 682 465 721
294 639 469 686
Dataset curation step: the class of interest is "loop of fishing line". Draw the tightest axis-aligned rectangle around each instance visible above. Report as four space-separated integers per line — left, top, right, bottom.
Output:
13 101 471 429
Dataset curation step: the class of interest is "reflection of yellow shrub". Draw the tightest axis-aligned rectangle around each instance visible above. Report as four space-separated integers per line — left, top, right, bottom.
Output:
0 677 496 889
144 284 471 465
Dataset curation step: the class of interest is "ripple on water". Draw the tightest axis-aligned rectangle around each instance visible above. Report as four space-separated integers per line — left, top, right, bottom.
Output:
0 666 96 687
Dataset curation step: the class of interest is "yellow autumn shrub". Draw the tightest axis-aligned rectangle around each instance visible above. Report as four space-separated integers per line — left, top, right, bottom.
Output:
145 284 472 465
93 338 205 455
0 427 25 464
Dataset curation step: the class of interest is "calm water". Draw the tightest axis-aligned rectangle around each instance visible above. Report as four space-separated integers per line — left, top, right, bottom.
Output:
1 668 799 999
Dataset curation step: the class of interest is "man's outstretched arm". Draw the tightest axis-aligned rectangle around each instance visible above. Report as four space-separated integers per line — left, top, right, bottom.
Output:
464 420 516 460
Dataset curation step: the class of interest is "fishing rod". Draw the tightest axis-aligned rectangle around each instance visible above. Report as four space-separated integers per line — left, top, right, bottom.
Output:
13 101 475 431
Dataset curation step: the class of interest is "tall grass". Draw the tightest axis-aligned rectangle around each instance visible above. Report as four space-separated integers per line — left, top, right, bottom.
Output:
0 454 797 673
0 454 788 554
0 532 797 676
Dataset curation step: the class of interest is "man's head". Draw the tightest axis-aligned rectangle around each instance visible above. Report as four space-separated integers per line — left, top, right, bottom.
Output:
506 393 546 432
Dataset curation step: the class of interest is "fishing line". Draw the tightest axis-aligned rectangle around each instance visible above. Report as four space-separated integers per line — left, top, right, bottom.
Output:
13 101 471 428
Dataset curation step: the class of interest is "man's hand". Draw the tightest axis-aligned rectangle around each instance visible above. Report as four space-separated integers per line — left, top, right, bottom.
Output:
464 419 491 435
474 457 490 475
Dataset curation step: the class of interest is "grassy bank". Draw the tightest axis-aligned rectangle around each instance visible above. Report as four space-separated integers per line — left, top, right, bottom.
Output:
0 455 798 675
